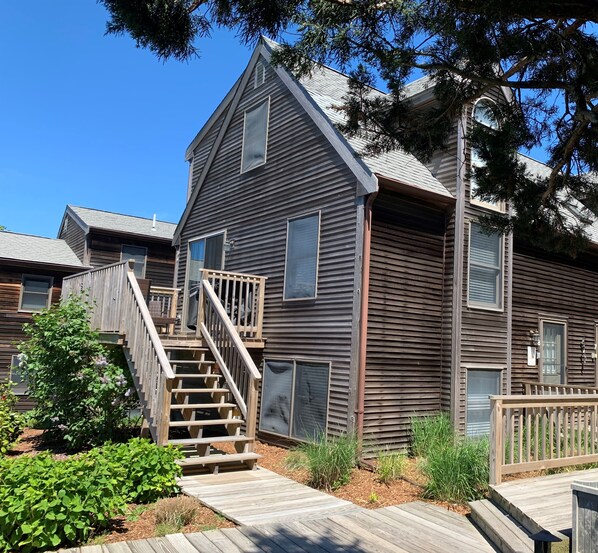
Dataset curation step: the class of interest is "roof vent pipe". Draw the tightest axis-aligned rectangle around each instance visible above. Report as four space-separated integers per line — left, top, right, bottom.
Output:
152 214 156 231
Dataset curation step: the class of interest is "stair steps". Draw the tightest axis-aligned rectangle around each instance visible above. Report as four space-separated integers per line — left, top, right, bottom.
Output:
169 418 243 428
177 452 261 469
469 499 535 553
169 436 252 446
174 374 221 380
172 387 230 394
170 403 237 410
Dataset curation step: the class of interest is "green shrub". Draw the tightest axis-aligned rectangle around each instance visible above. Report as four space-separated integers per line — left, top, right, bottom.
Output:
410 413 453 457
377 449 407 484
17 295 138 449
422 438 489 503
286 433 358 491
0 439 182 552
87 439 183 503
0 382 24 455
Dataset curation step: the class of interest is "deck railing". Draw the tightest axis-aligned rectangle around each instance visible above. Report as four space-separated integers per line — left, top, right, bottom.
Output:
62 261 174 445
199 279 260 438
489 395 598 485
522 380 598 396
148 286 180 335
199 269 266 341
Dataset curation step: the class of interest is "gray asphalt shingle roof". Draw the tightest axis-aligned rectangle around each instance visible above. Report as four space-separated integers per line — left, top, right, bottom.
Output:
68 206 176 240
298 65 452 198
0 232 84 268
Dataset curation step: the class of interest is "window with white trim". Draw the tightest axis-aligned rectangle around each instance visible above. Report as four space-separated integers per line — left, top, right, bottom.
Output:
241 99 270 173
541 320 566 384
470 98 504 211
9 355 27 396
121 245 147 279
284 213 320 300
468 222 503 309
19 275 53 312
466 369 502 437
259 359 330 440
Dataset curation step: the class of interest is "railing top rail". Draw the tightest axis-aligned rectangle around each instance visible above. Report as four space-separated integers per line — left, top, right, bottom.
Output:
202 279 261 380
201 268 268 281
491 394 598 407
62 260 130 281
150 286 181 293
520 380 598 392
127 265 175 381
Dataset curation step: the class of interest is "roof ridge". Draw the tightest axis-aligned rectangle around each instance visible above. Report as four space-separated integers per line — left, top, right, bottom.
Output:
1 230 67 241
70 205 177 226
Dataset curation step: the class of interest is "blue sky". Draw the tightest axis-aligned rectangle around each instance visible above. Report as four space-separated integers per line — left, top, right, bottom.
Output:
0 2 254 237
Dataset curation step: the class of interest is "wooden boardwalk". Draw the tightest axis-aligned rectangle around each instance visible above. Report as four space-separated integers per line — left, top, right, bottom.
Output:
177 468 360 525
61 501 495 553
490 467 598 537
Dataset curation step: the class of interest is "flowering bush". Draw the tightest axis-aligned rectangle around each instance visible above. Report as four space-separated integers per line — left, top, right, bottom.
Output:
17 295 138 449
0 382 24 455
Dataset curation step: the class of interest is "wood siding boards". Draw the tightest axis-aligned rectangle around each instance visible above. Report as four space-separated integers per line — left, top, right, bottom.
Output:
363 191 446 451
512 246 598 391
59 213 87 262
88 232 176 287
178 59 361 435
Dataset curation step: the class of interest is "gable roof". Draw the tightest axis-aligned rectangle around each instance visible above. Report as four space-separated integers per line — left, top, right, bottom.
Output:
61 205 177 241
0 231 85 269
175 38 451 242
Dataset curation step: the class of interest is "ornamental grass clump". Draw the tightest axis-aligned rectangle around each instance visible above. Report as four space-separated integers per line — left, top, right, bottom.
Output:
376 449 407 484
410 413 454 458
17 295 138 449
286 433 359 491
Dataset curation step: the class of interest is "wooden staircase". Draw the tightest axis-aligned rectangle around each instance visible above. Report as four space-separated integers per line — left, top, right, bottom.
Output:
62 261 266 475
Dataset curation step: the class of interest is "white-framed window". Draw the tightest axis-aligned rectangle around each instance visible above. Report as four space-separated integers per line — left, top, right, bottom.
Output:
19 275 53 312
184 231 225 330
540 319 567 384
9 355 27 396
259 358 330 440
466 368 502 437
470 98 504 211
468 222 503 310
284 212 320 300
121 245 147 279
241 98 270 173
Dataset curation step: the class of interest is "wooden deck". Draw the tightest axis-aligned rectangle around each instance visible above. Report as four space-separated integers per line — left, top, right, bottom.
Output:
59 501 495 553
490 467 598 537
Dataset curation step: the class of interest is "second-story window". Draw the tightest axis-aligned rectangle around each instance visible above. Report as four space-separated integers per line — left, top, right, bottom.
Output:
468 222 503 310
121 245 147 279
284 213 320 300
19 275 53 312
241 99 270 173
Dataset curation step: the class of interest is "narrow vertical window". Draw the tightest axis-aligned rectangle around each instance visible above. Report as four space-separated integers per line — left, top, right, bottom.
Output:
241 99 270 173
121 245 147 279
466 369 502 437
254 61 266 88
468 222 503 309
284 213 320 300
541 321 566 384
19 275 53 312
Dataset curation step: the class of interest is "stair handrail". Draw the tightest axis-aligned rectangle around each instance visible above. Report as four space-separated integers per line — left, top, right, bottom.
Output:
62 260 174 445
199 278 261 435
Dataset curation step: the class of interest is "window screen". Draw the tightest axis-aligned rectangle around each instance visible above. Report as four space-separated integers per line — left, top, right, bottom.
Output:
467 369 501 437
241 100 269 173
20 276 52 311
469 223 502 308
10 355 27 395
260 359 330 440
121 245 147 278
284 213 320 300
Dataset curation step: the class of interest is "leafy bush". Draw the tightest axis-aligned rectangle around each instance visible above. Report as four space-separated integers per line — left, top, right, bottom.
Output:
0 439 182 552
377 449 407 484
286 433 358 491
17 295 138 449
87 439 183 503
422 438 489 503
410 413 454 457
0 382 24 455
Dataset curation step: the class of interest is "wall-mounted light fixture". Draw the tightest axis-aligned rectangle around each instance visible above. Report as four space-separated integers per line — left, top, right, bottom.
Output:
529 329 540 347
223 239 237 254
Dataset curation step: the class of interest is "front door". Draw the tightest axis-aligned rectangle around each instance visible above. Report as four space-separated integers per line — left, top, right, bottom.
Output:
185 232 225 330
541 321 566 384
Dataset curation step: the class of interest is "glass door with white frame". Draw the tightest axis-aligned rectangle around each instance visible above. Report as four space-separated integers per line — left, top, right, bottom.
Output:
542 322 566 384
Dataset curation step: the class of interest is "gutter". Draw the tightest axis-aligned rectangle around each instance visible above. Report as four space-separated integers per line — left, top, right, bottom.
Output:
356 191 378 441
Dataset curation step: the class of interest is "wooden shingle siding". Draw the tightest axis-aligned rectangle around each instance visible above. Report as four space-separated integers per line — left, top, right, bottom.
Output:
363 191 446 451
512 245 598 391
179 58 360 435
59 214 86 262
88 233 175 287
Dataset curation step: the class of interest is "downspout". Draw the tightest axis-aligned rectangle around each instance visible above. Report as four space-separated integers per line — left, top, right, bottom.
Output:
356 191 378 440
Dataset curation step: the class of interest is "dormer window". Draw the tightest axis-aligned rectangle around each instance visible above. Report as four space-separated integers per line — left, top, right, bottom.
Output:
241 98 270 173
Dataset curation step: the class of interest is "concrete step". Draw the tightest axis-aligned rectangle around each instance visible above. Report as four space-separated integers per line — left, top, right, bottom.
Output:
469 499 534 553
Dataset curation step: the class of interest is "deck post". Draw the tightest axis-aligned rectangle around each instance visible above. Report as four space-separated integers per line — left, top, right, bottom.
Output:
245 378 259 449
157 378 172 446
490 397 503 486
